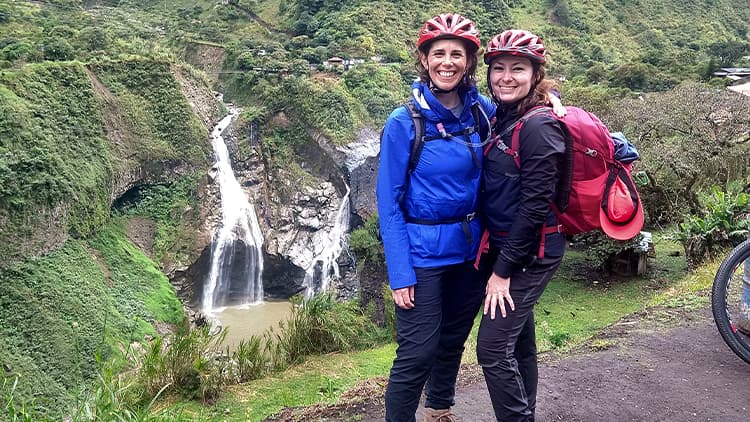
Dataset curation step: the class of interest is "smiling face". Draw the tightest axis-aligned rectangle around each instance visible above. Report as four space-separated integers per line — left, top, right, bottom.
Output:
488 55 535 104
420 38 468 92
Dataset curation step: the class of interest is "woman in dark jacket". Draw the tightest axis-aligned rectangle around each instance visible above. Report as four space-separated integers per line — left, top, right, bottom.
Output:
476 29 567 422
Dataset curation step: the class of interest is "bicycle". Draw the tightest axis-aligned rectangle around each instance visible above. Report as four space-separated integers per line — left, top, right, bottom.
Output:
712 238 750 364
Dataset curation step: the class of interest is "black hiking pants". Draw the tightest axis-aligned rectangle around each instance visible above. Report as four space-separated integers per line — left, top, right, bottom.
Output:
385 262 486 422
476 255 562 422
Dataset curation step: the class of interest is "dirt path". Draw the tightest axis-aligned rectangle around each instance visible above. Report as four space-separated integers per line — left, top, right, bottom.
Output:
268 303 750 421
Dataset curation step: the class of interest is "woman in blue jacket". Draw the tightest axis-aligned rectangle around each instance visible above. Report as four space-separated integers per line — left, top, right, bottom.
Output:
376 13 495 422
476 29 567 422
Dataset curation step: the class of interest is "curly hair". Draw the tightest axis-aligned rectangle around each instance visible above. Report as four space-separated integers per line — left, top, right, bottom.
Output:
513 65 553 114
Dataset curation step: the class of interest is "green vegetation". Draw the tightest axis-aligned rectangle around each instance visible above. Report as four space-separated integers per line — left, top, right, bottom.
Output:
2 293 391 421
348 214 384 267
602 83 750 226
0 62 112 261
89 58 209 164
534 238 686 351
0 0 748 420
264 294 391 367
116 172 205 266
0 223 183 420
167 235 687 421
675 186 749 269
0 58 210 268
88 224 185 330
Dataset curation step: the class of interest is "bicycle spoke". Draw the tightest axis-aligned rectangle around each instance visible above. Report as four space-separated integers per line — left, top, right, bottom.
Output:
712 239 750 364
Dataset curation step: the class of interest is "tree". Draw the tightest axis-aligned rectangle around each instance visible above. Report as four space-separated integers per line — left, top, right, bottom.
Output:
77 27 108 51
2 41 33 61
610 62 650 91
604 83 750 224
709 40 750 66
40 37 75 61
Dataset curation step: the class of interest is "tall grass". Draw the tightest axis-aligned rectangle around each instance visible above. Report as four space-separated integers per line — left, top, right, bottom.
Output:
2 373 34 422
138 323 228 403
268 294 391 366
232 336 265 383
232 293 392 381
3 292 393 420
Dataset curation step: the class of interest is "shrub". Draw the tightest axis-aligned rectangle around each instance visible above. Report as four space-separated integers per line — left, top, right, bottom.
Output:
570 231 645 273
266 293 390 367
138 323 228 403
675 186 749 269
603 83 750 225
40 37 75 61
77 27 109 52
2 41 33 61
348 214 383 266
231 336 265 383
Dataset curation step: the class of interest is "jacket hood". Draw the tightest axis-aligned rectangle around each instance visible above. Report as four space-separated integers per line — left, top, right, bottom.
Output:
410 80 480 123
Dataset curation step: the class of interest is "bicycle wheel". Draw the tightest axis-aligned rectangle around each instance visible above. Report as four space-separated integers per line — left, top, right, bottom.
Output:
712 238 750 364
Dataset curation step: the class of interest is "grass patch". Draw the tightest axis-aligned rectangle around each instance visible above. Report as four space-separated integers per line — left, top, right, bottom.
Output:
162 235 695 421
179 343 396 421
533 237 687 352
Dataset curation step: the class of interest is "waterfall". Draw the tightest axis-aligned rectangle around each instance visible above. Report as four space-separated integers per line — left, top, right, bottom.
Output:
302 184 351 297
202 108 264 315
338 128 380 171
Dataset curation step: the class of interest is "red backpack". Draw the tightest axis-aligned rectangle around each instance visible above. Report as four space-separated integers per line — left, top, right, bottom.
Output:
501 105 644 243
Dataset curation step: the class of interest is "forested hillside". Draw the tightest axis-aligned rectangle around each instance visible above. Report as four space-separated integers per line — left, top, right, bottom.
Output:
0 0 749 419
2 0 749 126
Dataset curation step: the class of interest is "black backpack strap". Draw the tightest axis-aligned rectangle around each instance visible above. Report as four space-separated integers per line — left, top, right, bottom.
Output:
500 106 551 140
397 100 426 212
404 99 425 176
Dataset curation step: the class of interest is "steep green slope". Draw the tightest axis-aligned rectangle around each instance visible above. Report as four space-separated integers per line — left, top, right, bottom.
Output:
510 0 750 86
285 0 749 84
0 57 213 418
0 59 209 265
2 0 747 136
0 63 112 261
0 224 184 420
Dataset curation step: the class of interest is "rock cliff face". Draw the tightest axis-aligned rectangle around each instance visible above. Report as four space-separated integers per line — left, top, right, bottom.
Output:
86 61 382 309
172 111 380 308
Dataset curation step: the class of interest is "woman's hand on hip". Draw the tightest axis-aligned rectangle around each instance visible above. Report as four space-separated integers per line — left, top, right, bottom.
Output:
484 273 514 319
392 286 415 310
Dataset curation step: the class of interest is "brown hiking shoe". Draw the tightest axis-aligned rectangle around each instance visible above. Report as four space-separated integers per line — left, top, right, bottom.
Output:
423 407 458 422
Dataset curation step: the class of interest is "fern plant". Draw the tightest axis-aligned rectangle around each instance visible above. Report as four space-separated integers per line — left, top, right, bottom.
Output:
676 186 750 269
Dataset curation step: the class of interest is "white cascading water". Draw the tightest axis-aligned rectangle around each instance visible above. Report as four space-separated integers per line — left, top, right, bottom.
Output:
202 108 264 315
302 184 351 297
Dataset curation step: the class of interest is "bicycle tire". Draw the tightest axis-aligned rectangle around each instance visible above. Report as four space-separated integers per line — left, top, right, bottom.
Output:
711 238 750 364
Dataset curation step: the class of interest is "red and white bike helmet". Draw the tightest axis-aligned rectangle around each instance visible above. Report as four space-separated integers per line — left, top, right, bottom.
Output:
417 13 481 52
484 29 547 65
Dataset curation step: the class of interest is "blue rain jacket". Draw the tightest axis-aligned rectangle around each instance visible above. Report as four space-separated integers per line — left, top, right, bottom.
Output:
377 81 495 289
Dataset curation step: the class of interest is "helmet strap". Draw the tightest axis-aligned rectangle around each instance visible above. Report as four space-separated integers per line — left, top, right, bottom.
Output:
429 79 460 94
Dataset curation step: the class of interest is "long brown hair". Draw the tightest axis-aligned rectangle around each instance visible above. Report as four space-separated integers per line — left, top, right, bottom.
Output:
512 65 554 115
